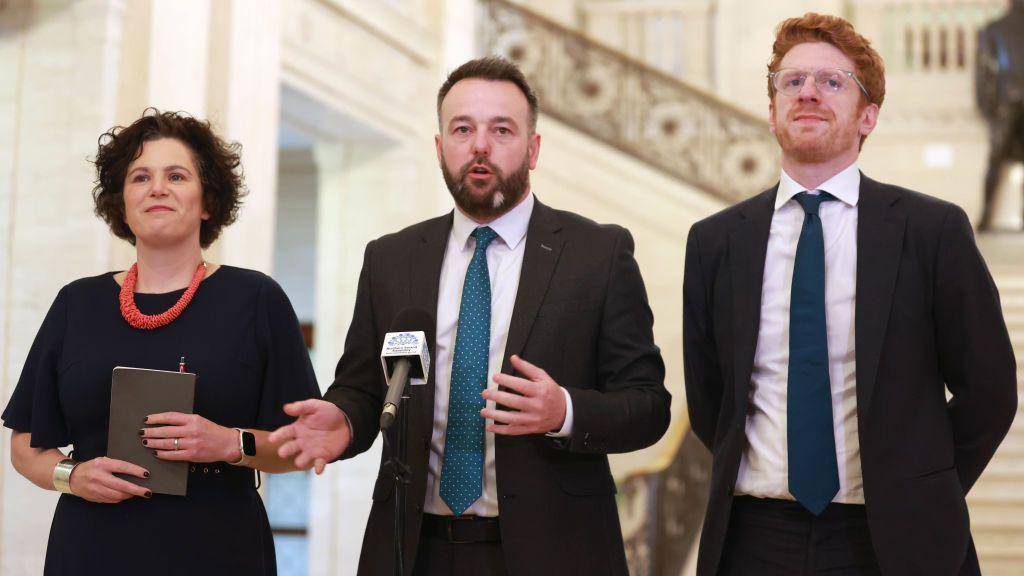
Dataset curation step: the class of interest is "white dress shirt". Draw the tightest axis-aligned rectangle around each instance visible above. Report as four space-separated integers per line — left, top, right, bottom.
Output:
735 163 864 504
424 193 574 516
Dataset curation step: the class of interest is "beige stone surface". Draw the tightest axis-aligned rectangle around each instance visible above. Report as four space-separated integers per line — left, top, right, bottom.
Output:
3 1 1023 574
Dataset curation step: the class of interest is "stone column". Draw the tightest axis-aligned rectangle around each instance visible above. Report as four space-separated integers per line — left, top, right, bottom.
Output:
206 0 282 274
309 141 387 576
309 134 444 575
0 1 127 573
442 0 479 72
103 0 215 270
109 0 280 273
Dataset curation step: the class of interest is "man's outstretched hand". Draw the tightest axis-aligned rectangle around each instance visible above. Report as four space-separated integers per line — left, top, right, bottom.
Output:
269 399 351 474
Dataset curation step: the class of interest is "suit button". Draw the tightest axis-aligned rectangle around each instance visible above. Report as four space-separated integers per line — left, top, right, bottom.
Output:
415 504 422 512
501 493 515 500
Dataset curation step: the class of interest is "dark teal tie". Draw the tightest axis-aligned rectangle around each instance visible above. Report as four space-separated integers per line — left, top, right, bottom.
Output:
440 226 498 515
788 191 840 516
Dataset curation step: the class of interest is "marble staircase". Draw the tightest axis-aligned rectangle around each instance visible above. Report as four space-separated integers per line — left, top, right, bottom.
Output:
970 258 1024 575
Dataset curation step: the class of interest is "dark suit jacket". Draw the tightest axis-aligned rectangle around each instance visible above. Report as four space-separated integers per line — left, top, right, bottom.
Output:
683 175 1017 576
324 199 671 576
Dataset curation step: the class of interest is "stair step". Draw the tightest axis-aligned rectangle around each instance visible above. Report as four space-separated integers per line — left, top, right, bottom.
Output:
977 555 1024 576
969 502 1024 529
968 495 1024 509
981 455 1024 470
982 456 1024 472
975 540 1024 560
968 479 1024 502
994 276 1024 290
995 431 1024 449
972 530 1024 556
993 269 1024 281
976 453 1024 473
980 270 1024 576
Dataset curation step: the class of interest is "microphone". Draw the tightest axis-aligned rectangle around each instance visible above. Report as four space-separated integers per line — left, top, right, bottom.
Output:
379 307 433 431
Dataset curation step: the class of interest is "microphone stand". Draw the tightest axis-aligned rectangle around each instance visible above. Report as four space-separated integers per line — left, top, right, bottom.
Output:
383 392 412 576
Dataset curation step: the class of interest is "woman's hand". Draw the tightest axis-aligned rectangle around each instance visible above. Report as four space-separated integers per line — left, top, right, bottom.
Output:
69 457 151 503
142 412 239 464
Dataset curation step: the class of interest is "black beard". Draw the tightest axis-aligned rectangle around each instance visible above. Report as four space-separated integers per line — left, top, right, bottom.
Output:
441 154 530 221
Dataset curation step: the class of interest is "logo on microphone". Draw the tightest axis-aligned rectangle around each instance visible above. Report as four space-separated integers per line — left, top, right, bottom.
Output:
381 330 430 386
387 332 420 348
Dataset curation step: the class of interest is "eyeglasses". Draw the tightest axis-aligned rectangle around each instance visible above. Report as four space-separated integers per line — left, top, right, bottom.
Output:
769 68 870 98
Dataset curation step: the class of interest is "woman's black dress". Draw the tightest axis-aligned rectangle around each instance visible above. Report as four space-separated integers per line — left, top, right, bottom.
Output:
2 266 320 575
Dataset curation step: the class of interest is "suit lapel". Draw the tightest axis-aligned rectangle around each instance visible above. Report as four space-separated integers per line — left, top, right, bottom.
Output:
408 213 452 427
730 188 777 406
502 200 564 374
855 175 905 418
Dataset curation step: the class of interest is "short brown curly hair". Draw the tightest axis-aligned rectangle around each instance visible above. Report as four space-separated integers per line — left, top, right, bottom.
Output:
92 109 245 248
767 13 886 110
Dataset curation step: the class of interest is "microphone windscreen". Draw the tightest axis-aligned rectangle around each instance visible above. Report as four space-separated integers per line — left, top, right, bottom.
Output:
387 307 435 345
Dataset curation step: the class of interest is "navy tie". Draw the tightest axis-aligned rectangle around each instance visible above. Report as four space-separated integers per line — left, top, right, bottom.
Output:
788 191 840 516
440 226 498 515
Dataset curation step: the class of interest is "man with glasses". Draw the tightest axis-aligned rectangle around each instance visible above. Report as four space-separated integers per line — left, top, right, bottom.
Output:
683 13 1016 576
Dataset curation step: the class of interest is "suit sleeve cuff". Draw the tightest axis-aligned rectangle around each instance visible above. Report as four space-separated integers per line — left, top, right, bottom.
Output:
545 387 574 438
335 408 355 460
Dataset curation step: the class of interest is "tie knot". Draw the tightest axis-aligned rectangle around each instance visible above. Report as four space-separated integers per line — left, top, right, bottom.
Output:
794 191 836 215
472 226 499 251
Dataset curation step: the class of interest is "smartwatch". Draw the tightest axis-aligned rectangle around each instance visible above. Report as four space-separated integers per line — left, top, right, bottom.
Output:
231 428 256 465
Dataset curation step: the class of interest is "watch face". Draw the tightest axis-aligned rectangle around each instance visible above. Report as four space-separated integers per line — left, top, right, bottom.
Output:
241 431 257 456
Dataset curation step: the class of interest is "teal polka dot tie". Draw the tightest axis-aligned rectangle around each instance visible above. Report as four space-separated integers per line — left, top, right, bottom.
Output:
440 226 498 515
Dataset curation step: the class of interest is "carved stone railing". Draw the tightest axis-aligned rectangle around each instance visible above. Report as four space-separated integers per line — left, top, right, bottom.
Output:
617 431 712 576
480 0 779 203
846 0 1006 75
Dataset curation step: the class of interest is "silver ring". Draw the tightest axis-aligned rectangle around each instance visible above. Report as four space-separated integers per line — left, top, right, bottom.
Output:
174 438 179 450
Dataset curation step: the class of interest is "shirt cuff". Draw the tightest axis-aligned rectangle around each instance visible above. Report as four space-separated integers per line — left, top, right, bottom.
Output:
339 408 355 456
545 387 574 438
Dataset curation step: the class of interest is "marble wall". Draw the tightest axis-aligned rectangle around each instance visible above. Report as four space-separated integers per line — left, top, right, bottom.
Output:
1 1 1020 574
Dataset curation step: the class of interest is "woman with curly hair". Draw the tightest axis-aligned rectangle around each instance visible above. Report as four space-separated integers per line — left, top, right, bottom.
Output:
2 109 319 575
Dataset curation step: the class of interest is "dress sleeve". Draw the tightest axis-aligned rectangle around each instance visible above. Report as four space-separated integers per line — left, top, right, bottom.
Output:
1 286 71 448
253 276 321 431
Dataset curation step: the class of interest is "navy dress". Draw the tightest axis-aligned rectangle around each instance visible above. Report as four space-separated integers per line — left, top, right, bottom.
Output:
2 266 320 575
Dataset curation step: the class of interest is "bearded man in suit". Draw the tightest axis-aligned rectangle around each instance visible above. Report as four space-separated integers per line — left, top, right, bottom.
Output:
271 56 670 576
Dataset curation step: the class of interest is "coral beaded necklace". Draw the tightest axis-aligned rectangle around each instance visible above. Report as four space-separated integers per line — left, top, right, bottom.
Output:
119 261 207 330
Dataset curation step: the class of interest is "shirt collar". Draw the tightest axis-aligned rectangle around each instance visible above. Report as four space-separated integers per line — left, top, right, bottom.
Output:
451 192 534 251
775 163 860 211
